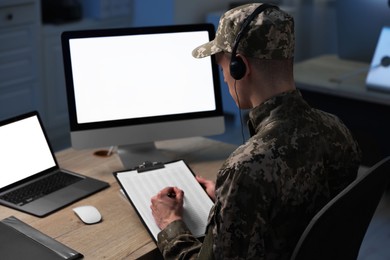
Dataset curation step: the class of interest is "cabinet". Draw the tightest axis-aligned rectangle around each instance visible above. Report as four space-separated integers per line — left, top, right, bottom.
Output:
0 0 42 121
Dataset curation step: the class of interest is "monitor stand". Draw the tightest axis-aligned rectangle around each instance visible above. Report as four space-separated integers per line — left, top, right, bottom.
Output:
117 142 174 169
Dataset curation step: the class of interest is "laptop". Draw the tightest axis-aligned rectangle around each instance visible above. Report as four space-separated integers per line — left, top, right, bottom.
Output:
0 111 109 217
366 26 390 93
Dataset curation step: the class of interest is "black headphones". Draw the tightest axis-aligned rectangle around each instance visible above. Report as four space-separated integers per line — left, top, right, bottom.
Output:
230 4 279 80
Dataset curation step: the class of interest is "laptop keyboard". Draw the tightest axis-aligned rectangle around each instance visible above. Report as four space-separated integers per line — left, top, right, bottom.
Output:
0 172 82 206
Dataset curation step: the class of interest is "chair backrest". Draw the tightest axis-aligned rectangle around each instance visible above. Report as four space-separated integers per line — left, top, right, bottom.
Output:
290 156 390 260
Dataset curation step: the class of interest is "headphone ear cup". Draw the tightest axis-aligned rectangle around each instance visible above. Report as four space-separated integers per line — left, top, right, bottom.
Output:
230 56 246 80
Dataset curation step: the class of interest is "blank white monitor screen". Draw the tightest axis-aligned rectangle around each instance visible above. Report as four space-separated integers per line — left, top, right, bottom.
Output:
61 24 224 167
69 30 217 124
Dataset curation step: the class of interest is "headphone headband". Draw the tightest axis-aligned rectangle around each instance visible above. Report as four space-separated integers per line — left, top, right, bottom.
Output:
230 4 279 80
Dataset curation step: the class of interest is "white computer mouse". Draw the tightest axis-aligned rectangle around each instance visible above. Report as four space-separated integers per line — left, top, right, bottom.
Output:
73 205 102 224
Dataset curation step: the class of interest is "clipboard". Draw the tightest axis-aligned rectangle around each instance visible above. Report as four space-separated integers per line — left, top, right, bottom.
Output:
113 160 213 241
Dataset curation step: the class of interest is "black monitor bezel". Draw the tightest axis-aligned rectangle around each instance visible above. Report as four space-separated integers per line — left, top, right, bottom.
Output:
61 23 223 132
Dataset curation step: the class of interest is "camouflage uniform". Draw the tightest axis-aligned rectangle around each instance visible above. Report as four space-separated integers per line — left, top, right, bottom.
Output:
157 3 361 259
157 90 361 259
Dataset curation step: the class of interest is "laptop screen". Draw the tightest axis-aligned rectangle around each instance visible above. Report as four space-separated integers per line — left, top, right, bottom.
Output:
0 114 56 189
366 26 390 92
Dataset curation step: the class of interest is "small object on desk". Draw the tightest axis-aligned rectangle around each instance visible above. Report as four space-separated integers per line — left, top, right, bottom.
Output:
73 205 102 225
93 146 115 157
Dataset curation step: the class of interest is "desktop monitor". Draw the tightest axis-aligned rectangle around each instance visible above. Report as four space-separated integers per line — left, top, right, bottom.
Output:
336 0 390 62
61 24 225 168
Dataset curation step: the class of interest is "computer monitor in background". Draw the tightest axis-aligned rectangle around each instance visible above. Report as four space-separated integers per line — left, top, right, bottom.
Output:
336 0 390 63
61 24 225 168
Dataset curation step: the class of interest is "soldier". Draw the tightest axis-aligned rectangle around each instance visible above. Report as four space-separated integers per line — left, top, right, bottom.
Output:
150 3 361 259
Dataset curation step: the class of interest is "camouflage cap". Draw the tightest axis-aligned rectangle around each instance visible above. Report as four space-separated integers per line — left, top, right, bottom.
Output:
192 3 295 59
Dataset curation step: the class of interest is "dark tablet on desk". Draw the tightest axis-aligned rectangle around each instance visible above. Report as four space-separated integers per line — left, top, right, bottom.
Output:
0 216 83 259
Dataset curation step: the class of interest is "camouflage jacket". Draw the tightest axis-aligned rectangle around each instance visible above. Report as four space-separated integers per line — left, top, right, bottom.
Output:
157 89 361 259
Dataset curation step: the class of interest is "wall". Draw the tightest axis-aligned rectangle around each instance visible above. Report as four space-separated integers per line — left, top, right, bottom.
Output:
131 0 338 62
174 0 246 25
293 0 338 61
132 0 174 26
132 0 282 26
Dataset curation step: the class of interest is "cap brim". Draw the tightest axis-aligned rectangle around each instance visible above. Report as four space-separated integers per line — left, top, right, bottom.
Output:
192 40 224 58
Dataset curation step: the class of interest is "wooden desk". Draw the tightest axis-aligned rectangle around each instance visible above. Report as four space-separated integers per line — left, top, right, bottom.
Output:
294 55 390 166
0 137 237 259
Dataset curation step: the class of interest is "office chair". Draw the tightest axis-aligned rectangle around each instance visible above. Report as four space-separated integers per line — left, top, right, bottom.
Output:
290 156 390 260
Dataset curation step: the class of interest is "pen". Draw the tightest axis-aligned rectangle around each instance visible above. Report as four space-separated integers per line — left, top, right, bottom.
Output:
106 146 115 156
